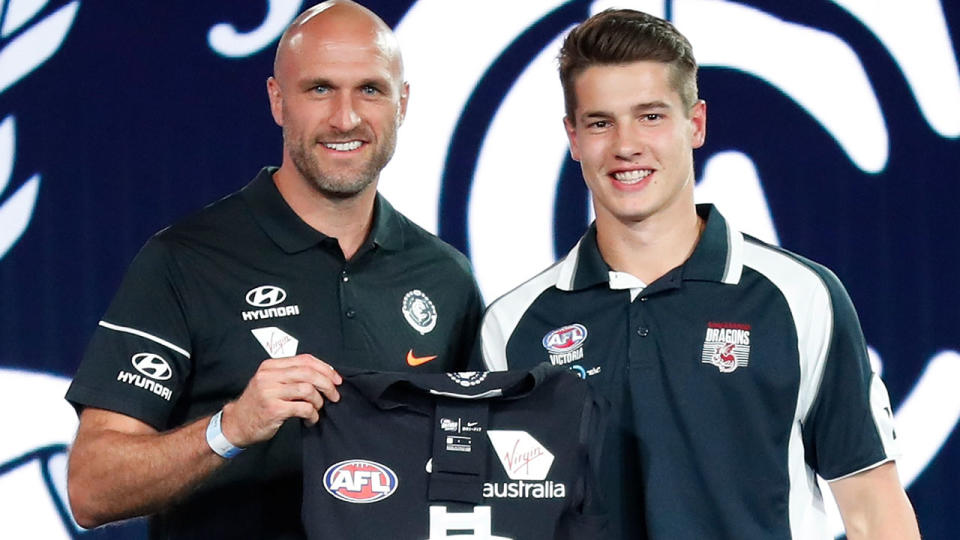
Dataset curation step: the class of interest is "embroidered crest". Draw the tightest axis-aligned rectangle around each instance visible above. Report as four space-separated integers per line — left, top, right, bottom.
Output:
401 289 437 335
701 322 751 373
447 372 488 387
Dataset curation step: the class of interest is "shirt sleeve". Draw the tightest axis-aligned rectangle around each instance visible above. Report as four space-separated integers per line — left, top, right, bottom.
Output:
65 236 193 430
801 267 899 480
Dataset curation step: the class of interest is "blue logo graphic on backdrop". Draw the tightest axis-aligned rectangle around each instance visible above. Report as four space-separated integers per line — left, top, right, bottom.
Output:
0 1 78 259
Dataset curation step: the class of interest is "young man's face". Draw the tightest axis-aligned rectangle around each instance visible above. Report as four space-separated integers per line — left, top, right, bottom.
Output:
564 61 706 227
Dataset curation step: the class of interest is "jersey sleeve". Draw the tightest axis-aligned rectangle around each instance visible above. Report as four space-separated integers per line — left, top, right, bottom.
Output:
801 267 899 481
65 236 193 430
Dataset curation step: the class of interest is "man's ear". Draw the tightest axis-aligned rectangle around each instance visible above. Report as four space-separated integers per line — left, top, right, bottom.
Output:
564 115 581 162
267 77 283 127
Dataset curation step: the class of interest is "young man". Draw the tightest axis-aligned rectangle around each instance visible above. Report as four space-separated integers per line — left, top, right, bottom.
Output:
65 2 482 537
479 9 920 540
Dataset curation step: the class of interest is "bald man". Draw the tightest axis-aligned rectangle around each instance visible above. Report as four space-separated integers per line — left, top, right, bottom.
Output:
65 2 483 537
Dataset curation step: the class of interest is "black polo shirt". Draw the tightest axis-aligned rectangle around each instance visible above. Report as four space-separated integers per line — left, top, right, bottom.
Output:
66 167 483 539
479 205 899 539
302 364 607 540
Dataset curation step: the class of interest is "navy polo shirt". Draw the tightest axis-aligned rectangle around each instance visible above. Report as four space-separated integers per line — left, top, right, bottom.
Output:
66 167 483 539
479 204 899 539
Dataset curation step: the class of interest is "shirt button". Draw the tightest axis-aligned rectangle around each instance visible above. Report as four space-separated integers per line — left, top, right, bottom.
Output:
345 308 356 319
340 270 349 282
637 327 649 337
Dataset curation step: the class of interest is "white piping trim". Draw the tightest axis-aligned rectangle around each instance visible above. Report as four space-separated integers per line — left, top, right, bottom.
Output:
98 320 191 359
722 224 744 284
824 457 895 482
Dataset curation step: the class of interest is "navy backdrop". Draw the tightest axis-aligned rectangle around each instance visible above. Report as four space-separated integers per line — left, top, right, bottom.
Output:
0 1 957 538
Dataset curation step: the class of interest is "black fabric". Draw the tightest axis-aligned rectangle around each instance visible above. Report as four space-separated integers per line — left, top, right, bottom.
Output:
302 365 608 539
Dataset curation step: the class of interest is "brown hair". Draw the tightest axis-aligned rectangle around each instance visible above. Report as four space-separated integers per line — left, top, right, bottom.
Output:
559 9 698 119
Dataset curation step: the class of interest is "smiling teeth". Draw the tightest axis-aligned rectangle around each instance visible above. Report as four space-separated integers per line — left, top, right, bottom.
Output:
324 141 362 151
613 169 652 184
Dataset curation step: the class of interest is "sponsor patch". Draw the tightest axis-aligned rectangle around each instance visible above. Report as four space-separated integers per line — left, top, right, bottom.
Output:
701 322 751 373
241 285 300 321
131 353 172 381
245 285 286 307
116 353 174 401
323 460 398 504
401 289 437 335
251 327 299 358
542 324 587 365
487 430 553 481
569 364 602 379
440 417 483 433
485 431 564 500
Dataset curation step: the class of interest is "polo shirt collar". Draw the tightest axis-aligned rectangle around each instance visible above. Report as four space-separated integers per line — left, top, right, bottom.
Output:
555 203 744 292
242 167 405 254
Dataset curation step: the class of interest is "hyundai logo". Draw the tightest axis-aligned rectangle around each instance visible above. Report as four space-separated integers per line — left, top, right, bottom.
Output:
245 285 287 307
131 353 173 381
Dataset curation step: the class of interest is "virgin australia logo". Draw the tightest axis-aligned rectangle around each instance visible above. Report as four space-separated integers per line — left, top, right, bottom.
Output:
0 1 80 259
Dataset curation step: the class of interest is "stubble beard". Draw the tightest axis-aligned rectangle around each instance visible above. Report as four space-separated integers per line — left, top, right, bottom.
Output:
285 124 398 200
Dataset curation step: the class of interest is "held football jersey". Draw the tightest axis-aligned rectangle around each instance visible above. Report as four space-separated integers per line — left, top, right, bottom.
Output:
302 364 607 540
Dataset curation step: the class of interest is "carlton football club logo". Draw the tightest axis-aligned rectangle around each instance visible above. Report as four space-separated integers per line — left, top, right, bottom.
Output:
701 323 751 373
402 289 438 335
447 371 488 388
323 459 399 504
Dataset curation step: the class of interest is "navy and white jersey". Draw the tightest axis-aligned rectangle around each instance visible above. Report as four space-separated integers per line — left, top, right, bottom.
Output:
66 167 483 539
302 364 607 540
479 204 899 539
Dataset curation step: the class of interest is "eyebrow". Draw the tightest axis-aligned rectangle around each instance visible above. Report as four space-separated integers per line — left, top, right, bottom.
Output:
580 100 672 121
631 101 671 114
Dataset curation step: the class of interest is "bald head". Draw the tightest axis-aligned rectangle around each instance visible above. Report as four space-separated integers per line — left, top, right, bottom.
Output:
274 0 403 87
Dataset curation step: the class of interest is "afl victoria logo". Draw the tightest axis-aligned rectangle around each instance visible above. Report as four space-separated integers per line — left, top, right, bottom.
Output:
323 460 398 504
245 285 286 307
131 353 172 381
542 324 588 354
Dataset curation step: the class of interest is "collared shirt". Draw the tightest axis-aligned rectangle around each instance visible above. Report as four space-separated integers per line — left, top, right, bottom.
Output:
66 167 483 539
302 364 607 540
479 204 898 540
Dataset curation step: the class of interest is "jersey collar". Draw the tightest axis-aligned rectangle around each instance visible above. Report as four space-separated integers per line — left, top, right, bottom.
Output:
241 167 405 254
340 364 559 415
555 204 744 292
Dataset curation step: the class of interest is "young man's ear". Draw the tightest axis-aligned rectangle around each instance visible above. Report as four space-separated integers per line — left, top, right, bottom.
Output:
689 99 707 149
564 116 582 162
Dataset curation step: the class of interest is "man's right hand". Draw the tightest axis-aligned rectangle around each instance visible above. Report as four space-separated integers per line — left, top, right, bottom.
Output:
220 354 342 448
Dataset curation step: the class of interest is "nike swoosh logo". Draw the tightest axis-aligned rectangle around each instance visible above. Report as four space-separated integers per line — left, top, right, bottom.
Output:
406 349 438 366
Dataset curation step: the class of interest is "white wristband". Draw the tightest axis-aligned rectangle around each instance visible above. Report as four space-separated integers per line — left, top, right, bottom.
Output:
206 409 245 459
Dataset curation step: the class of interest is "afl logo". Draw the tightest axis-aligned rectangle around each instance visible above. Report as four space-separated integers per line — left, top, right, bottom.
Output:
245 285 286 307
323 460 398 504
542 324 588 354
401 289 437 335
131 353 172 381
